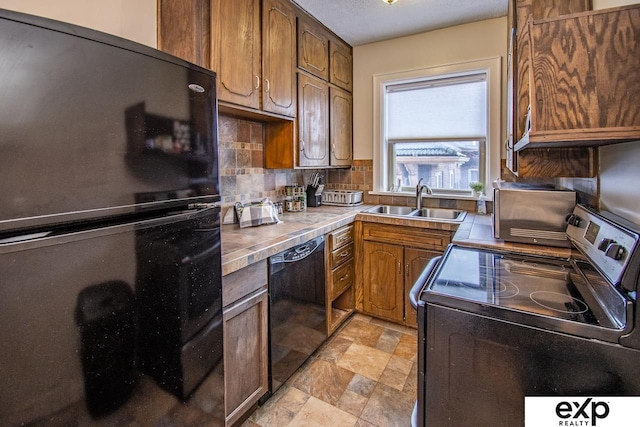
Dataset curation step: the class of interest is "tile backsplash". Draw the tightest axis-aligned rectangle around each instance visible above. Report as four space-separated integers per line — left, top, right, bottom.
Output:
218 115 303 205
218 115 490 215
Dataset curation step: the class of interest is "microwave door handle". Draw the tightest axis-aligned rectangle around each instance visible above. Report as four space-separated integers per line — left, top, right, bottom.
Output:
409 256 442 310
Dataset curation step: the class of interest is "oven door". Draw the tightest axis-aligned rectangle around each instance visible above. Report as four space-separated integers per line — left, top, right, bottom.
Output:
418 244 639 426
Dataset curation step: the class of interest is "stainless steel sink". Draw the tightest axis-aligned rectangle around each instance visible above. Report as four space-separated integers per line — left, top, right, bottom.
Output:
363 205 466 222
365 205 415 216
408 208 466 221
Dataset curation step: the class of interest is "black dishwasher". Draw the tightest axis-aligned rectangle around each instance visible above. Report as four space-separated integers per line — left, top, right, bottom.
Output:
266 235 327 398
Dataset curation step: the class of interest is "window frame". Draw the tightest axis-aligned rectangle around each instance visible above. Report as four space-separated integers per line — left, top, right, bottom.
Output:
372 57 502 199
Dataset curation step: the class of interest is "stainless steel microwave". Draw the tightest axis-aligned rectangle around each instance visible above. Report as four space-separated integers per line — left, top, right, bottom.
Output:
493 183 576 247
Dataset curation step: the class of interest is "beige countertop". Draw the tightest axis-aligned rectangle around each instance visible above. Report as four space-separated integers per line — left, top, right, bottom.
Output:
221 204 371 276
222 205 574 276
452 213 573 259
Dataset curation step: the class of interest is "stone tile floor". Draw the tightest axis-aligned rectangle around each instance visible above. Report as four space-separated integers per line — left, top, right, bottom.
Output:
242 313 417 427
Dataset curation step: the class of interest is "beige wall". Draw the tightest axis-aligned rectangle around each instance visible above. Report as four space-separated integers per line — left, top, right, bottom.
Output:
0 0 156 47
352 17 507 161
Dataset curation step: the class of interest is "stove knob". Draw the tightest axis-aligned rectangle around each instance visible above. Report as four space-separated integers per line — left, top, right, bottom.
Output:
598 238 614 251
605 243 626 260
565 214 583 227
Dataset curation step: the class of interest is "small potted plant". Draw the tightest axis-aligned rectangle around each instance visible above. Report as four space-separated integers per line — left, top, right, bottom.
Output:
469 182 484 197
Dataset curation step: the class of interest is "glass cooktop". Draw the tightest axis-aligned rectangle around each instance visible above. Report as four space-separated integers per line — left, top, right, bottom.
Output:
425 246 625 328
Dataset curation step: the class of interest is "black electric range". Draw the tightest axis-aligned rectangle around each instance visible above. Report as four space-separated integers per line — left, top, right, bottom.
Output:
410 204 640 426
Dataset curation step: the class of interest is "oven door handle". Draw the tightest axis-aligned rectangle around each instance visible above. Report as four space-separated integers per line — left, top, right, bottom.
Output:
409 256 442 310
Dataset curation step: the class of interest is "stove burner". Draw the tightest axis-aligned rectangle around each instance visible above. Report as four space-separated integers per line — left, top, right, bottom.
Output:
529 291 588 314
438 274 520 299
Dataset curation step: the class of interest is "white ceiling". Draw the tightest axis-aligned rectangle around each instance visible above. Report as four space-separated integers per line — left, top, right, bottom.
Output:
292 0 508 46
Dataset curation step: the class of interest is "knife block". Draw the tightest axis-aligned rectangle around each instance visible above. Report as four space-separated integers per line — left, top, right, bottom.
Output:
306 186 322 207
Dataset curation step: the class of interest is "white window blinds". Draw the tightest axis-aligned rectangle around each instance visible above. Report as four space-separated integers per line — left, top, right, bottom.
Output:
386 74 487 140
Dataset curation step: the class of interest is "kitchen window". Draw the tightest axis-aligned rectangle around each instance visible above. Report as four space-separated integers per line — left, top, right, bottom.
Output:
373 58 501 197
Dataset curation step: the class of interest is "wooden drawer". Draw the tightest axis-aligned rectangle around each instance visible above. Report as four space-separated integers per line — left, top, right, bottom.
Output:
331 260 354 298
331 242 353 268
328 225 353 250
362 223 451 251
222 260 268 307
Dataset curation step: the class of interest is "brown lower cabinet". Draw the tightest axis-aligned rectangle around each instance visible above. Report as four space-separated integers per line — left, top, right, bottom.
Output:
357 222 452 326
222 261 269 426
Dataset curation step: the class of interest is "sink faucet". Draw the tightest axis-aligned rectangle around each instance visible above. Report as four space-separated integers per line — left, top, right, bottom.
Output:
416 178 433 210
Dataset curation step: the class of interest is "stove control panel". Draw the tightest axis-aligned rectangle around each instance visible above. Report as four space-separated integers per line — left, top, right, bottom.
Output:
567 205 639 286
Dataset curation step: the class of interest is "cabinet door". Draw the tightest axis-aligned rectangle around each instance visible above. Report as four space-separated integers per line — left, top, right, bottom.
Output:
329 86 353 166
362 241 404 323
297 16 329 80
298 73 329 167
157 0 211 68
529 5 640 143
329 37 353 92
262 0 297 117
404 248 440 325
223 288 269 426
211 0 261 109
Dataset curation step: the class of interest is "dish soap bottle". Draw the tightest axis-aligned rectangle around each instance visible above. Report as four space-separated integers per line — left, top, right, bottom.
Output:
476 192 487 215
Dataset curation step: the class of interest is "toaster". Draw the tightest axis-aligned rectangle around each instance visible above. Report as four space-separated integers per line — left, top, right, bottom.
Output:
493 182 576 247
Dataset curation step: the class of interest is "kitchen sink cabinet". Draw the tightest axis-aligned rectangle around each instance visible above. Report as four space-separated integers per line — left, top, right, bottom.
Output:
362 241 405 323
403 247 440 325
356 222 452 326
222 261 269 426
326 225 355 335
506 0 596 177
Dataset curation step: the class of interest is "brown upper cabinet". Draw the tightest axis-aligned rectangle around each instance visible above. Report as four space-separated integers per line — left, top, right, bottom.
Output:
329 86 353 166
158 0 297 118
329 36 353 93
506 0 597 177
210 0 262 110
261 0 297 117
158 0 353 169
157 0 211 68
297 15 353 93
517 4 640 150
297 73 330 167
297 15 330 81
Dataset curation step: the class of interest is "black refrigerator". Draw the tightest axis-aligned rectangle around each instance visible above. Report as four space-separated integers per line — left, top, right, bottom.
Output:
0 9 224 426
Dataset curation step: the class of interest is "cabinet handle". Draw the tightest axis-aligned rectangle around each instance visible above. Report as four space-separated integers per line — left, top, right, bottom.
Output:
254 75 260 90
332 143 336 154
300 140 305 152
265 79 270 93
405 264 409 276
398 261 401 274
340 273 350 281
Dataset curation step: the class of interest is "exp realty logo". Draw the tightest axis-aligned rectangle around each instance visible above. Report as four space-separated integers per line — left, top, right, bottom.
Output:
525 396 638 426
555 398 609 426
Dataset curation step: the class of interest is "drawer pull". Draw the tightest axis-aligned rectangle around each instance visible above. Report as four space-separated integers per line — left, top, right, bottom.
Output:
339 251 350 258
340 273 350 281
